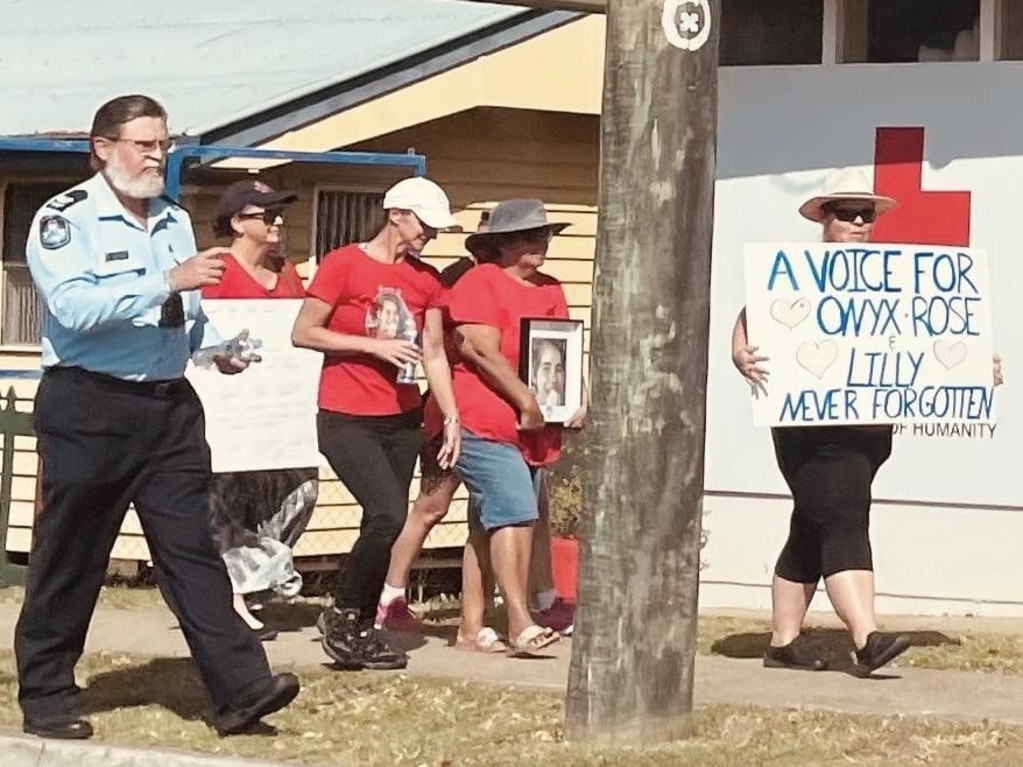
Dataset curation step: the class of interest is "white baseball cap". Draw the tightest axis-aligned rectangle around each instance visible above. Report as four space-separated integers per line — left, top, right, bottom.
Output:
383 177 461 231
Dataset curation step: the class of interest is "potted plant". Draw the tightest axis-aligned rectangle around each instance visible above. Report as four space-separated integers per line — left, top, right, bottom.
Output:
546 464 582 603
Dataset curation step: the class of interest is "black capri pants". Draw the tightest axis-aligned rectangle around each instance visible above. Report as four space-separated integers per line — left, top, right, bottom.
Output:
772 426 893 583
317 408 423 620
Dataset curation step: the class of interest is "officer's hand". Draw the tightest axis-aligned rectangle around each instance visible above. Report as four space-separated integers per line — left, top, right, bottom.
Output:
213 354 255 375
168 248 230 291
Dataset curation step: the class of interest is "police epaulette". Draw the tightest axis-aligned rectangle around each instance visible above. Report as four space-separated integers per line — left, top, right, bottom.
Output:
46 189 88 213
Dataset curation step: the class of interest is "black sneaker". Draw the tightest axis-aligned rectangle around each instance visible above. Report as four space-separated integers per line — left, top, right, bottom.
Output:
852 631 911 677
321 608 367 670
763 635 827 671
358 626 408 671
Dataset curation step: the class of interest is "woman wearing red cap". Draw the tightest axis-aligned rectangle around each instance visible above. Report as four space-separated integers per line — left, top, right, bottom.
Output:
202 179 316 640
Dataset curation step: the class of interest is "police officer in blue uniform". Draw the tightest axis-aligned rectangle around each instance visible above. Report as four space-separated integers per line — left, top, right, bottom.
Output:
14 94 299 739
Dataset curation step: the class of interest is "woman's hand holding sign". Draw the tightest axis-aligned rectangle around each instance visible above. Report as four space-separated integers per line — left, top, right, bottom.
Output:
733 344 770 385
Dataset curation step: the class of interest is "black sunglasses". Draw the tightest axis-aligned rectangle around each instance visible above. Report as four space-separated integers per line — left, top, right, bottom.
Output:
236 209 284 225
824 204 876 223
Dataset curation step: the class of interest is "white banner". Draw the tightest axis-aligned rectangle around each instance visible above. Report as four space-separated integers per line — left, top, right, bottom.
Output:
743 242 995 427
187 299 324 473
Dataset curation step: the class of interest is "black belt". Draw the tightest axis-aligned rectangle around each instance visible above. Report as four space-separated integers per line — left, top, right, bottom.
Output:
44 366 193 398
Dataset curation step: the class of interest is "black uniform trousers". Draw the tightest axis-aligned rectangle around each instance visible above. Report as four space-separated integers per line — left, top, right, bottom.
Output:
14 367 271 722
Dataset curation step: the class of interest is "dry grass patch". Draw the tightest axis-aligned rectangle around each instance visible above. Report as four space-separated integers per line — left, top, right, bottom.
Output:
0 650 1021 766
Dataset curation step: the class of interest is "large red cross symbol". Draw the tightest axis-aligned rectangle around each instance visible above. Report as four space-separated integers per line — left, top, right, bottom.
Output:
870 127 972 247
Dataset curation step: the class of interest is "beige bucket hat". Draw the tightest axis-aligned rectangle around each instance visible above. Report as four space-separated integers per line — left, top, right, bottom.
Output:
799 168 898 223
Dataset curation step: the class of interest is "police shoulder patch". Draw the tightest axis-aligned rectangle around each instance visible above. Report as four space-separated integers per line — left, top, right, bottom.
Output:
39 216 71 250
45 189 88 213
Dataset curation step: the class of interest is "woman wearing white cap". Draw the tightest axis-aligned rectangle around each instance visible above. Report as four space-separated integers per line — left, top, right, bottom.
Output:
732 169 1004 677
292 176 461 671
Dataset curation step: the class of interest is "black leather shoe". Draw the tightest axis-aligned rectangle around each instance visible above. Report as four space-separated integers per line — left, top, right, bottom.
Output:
852 631 911 677
249 624 278 642
216 673 300 736
23 716 94 740
763 635 827 671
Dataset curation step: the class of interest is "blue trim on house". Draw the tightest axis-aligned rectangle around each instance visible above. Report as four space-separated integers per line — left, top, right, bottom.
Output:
0 138 427 201
0 370 41 379
162 145 427 200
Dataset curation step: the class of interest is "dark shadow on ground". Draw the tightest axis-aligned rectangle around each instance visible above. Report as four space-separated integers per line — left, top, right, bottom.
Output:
710 628 959 673
80 657 283 735
80 657 211 724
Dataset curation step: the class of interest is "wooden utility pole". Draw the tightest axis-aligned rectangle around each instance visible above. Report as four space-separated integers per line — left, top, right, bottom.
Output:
566 0 720 743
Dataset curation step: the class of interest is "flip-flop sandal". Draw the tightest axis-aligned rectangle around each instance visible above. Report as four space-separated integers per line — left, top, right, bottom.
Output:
507 624 559 658
455 627 508 654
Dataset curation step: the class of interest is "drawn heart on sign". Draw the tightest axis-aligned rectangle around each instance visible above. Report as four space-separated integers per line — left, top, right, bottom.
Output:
934 340 968 370
796 340 838 380
770 298 811 330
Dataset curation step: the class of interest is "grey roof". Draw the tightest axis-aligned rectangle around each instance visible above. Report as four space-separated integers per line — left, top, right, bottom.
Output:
0 0 525 139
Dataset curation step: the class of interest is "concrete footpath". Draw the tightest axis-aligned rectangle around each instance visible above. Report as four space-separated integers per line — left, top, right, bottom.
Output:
5 601 1023 766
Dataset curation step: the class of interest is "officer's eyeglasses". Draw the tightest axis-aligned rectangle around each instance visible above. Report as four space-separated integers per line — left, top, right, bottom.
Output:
236 209 285 225
110 138 175 156
823 204 876 223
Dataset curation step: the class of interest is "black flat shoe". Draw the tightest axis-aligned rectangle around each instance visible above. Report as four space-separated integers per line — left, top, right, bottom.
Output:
216 672 300 736
249 624 278 642
852 631 911 677
23 716 93 740
763 635 827 671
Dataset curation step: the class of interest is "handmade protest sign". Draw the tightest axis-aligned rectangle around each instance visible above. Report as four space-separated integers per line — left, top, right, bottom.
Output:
743 243 995 427
187 299 325 471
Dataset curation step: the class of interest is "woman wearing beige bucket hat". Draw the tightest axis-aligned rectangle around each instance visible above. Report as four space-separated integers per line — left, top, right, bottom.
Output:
731 168 1002 677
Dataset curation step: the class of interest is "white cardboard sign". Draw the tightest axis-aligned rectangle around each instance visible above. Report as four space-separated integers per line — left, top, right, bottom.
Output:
187 299 325 472
743 242 995 427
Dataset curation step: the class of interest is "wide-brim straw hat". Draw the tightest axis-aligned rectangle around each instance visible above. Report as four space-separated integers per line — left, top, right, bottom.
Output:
799 168 898 223
465 199 569 255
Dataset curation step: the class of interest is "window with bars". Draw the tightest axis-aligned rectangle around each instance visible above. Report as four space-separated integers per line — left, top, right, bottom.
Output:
2 182 67 346
314 189 384 261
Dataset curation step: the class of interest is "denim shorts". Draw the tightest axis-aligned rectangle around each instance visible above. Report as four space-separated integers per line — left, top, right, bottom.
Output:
456 429 541 531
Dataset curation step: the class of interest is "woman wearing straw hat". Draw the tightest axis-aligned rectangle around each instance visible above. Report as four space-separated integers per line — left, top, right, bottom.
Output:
731 168 1002 677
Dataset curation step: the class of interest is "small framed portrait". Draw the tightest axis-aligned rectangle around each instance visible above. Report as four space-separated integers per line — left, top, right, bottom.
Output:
519 318 585 424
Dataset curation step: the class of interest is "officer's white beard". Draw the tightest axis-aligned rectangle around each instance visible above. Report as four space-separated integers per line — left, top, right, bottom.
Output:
105 158 165 200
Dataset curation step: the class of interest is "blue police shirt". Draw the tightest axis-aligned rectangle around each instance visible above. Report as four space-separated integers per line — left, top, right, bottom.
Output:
26 173 219 381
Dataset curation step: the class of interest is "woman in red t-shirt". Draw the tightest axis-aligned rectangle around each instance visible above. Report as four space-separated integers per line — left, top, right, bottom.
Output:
445 199 586 657
201 180 316 642
292 177 461 671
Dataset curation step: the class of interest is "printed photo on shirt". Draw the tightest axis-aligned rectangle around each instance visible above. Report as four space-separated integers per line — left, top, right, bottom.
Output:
365 287 417 342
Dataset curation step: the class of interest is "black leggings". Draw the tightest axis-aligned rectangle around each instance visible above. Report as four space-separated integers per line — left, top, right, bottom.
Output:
772 426 893 583
317 409 423 620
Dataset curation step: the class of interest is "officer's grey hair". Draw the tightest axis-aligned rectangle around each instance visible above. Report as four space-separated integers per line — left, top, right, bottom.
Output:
89 94 168 171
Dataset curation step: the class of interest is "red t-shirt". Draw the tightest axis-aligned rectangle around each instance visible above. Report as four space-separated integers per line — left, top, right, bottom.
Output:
307 244 445 416
201 255 306 299
441 263 568 466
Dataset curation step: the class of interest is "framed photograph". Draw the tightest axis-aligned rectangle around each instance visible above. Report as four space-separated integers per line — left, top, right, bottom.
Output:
519 317 585 424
